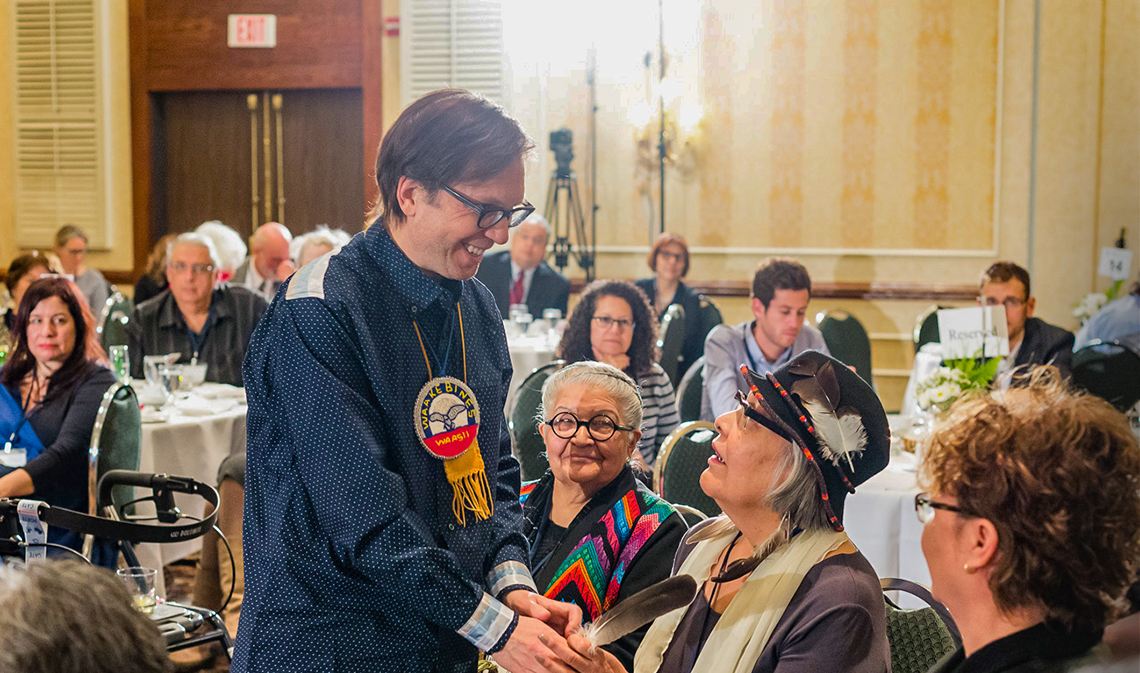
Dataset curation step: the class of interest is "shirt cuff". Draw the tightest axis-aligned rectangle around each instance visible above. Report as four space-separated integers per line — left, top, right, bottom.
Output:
456 592 517 653
487 560 537 599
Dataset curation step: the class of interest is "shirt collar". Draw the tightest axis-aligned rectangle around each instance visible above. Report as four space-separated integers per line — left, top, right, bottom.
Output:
510 259 536 283
158 287 229 328
365 222 463 312
949 622 1102 673
745 321 792 368
245 258 266 289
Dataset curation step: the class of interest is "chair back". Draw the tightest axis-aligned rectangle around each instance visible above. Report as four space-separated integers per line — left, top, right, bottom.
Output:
656 304 686 387
1072 341 1140 412
83 382 142 560
816 310 874 387
912 305 942 353
675 356 705 422
698 295 723 344
881 578 962 673
97 289 132 349
654 421 721 517
508 360 565 481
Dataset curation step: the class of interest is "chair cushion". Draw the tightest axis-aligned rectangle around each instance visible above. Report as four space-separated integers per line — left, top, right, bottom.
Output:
884 602 957 673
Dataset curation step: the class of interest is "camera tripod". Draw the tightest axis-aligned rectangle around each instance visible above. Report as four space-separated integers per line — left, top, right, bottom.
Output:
544 168 595 282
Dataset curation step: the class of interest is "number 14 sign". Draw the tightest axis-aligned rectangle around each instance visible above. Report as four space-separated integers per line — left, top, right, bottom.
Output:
1098 247 1133 282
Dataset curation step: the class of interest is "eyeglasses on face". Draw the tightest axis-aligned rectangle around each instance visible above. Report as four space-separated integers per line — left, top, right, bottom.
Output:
733 390 795 442
914 492 974 524
657 251 684 263
980 296 1026 309
167 261 215 276
591 316 635 332
545 411 634 441
441 185 535 230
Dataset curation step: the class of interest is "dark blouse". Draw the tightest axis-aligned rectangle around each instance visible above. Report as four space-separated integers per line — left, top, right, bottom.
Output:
928 622 1105 673
634 278 706 378
658 523 890 673
133 274 167 306
2 365 116 552
521 465 687 670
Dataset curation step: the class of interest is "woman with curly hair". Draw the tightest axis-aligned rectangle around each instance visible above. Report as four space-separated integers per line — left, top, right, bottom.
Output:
918 367 1140 672
557 280 679 467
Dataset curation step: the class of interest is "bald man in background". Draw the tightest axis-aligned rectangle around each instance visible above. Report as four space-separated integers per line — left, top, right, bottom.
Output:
234 222 294 302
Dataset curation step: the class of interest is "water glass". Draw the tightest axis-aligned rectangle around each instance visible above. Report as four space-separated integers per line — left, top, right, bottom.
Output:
117 567 158 614
109 345 130 383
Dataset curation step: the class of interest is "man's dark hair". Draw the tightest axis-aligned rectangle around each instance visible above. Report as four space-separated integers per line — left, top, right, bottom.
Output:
980 261 1031 299
751 258 812 309
0 560 171 673
557 280 659 378
372 89 534 227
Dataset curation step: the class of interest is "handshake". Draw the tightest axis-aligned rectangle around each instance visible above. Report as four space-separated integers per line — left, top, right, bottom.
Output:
491 589 623 673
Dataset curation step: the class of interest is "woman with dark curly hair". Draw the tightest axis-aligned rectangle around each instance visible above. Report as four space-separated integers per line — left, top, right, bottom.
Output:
918 367 1140 672
557 280 679 467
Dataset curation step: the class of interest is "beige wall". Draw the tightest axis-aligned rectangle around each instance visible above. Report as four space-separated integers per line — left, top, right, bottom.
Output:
0 0 134 273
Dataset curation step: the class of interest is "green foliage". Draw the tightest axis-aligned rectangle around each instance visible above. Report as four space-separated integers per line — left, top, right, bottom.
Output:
943 348 1000 388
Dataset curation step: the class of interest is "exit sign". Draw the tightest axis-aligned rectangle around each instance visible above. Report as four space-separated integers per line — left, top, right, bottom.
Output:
228 14 277 48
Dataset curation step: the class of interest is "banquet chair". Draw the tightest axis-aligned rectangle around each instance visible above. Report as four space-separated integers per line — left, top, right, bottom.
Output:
1071 341 1140 412
698 294 723 343
912 305 943 354
656 304 687 387
672 503 708 529
82 381 142 565
816 310 874 388
881 578 962 673
97 289 132 349
675 356 705 422
654 421 721 517
508 360 565 482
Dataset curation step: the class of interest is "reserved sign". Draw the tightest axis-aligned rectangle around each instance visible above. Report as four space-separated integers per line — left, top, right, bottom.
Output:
937 306 1009 360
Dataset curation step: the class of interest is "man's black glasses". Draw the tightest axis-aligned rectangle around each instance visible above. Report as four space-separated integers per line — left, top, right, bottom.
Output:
545 412 634 442
442 185 535 230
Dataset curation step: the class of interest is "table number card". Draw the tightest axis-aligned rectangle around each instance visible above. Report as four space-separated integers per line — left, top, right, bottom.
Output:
1097 247 1133 281
936 307 1009 360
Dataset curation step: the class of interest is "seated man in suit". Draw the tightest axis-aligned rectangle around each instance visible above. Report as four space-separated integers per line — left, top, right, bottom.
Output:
128 233 268 387
701 258 829 420
476 213 570 319
233 222 294 302
979 261 1074 377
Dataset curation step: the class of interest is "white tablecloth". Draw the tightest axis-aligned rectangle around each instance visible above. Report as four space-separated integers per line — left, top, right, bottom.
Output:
134 400 247 569
506 336 557 413
844 458 930 592
900 343 944 417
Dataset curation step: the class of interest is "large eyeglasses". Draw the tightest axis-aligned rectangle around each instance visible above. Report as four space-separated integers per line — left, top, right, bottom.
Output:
167 261 216 276
441 185 536 230
545 412 634 441
914 492 974 524
591 316 635 332
733 390 794 441
980 296 1026 309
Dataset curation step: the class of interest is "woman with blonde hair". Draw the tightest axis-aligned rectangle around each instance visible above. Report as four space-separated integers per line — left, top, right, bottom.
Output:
918 368 1140 672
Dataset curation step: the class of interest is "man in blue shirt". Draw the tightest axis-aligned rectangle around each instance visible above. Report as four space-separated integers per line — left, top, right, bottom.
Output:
235 90 579 673
701 258 829 420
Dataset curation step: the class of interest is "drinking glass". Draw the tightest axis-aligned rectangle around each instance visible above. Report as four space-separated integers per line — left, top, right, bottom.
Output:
117 567 158 614
109 345 130 383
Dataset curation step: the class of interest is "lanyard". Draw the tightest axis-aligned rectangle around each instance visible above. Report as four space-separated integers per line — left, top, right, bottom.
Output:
185 304 218 361
412 303 468 381
6 379 39 451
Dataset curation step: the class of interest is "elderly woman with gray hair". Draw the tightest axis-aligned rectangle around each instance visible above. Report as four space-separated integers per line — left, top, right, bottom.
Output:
520 361 687 670
538 351 892 673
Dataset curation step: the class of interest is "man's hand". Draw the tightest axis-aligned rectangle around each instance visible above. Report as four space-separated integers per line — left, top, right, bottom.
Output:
492 616 569 673
503 590 583 637
535 632 627 673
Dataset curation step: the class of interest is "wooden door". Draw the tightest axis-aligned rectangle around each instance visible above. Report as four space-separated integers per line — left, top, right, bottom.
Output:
153 88 365 241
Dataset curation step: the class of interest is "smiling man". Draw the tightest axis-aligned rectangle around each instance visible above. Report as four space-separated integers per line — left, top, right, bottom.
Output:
235 90 580 673
476 213 570 319
701 258 829 421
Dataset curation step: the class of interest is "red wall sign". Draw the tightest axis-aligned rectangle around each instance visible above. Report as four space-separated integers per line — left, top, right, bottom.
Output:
228 14 278 48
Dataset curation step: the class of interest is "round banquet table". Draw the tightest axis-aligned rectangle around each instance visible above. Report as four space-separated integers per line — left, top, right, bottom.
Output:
506 335 557 413
132 394 247 578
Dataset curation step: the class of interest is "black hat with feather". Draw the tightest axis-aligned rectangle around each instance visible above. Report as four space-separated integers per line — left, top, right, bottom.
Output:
739 350 890 531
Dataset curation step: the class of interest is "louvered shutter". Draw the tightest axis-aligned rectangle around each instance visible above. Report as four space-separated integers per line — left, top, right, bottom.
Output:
11 0 108 249
401 0 506 106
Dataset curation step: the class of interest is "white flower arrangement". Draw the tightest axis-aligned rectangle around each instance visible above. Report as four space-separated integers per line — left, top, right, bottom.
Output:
916 366 970 413
1073 292 1109 326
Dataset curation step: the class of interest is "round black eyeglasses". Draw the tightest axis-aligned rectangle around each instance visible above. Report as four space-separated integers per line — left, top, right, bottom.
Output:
442 185 536 230
545 412 634 442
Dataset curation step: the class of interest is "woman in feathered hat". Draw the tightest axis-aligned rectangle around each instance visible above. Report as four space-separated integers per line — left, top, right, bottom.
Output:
537 350 892 673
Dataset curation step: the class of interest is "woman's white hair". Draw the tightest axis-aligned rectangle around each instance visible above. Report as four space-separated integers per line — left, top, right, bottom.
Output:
539 361 643 432
167 232 222 272
291 225 352 263
194 221 247 273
